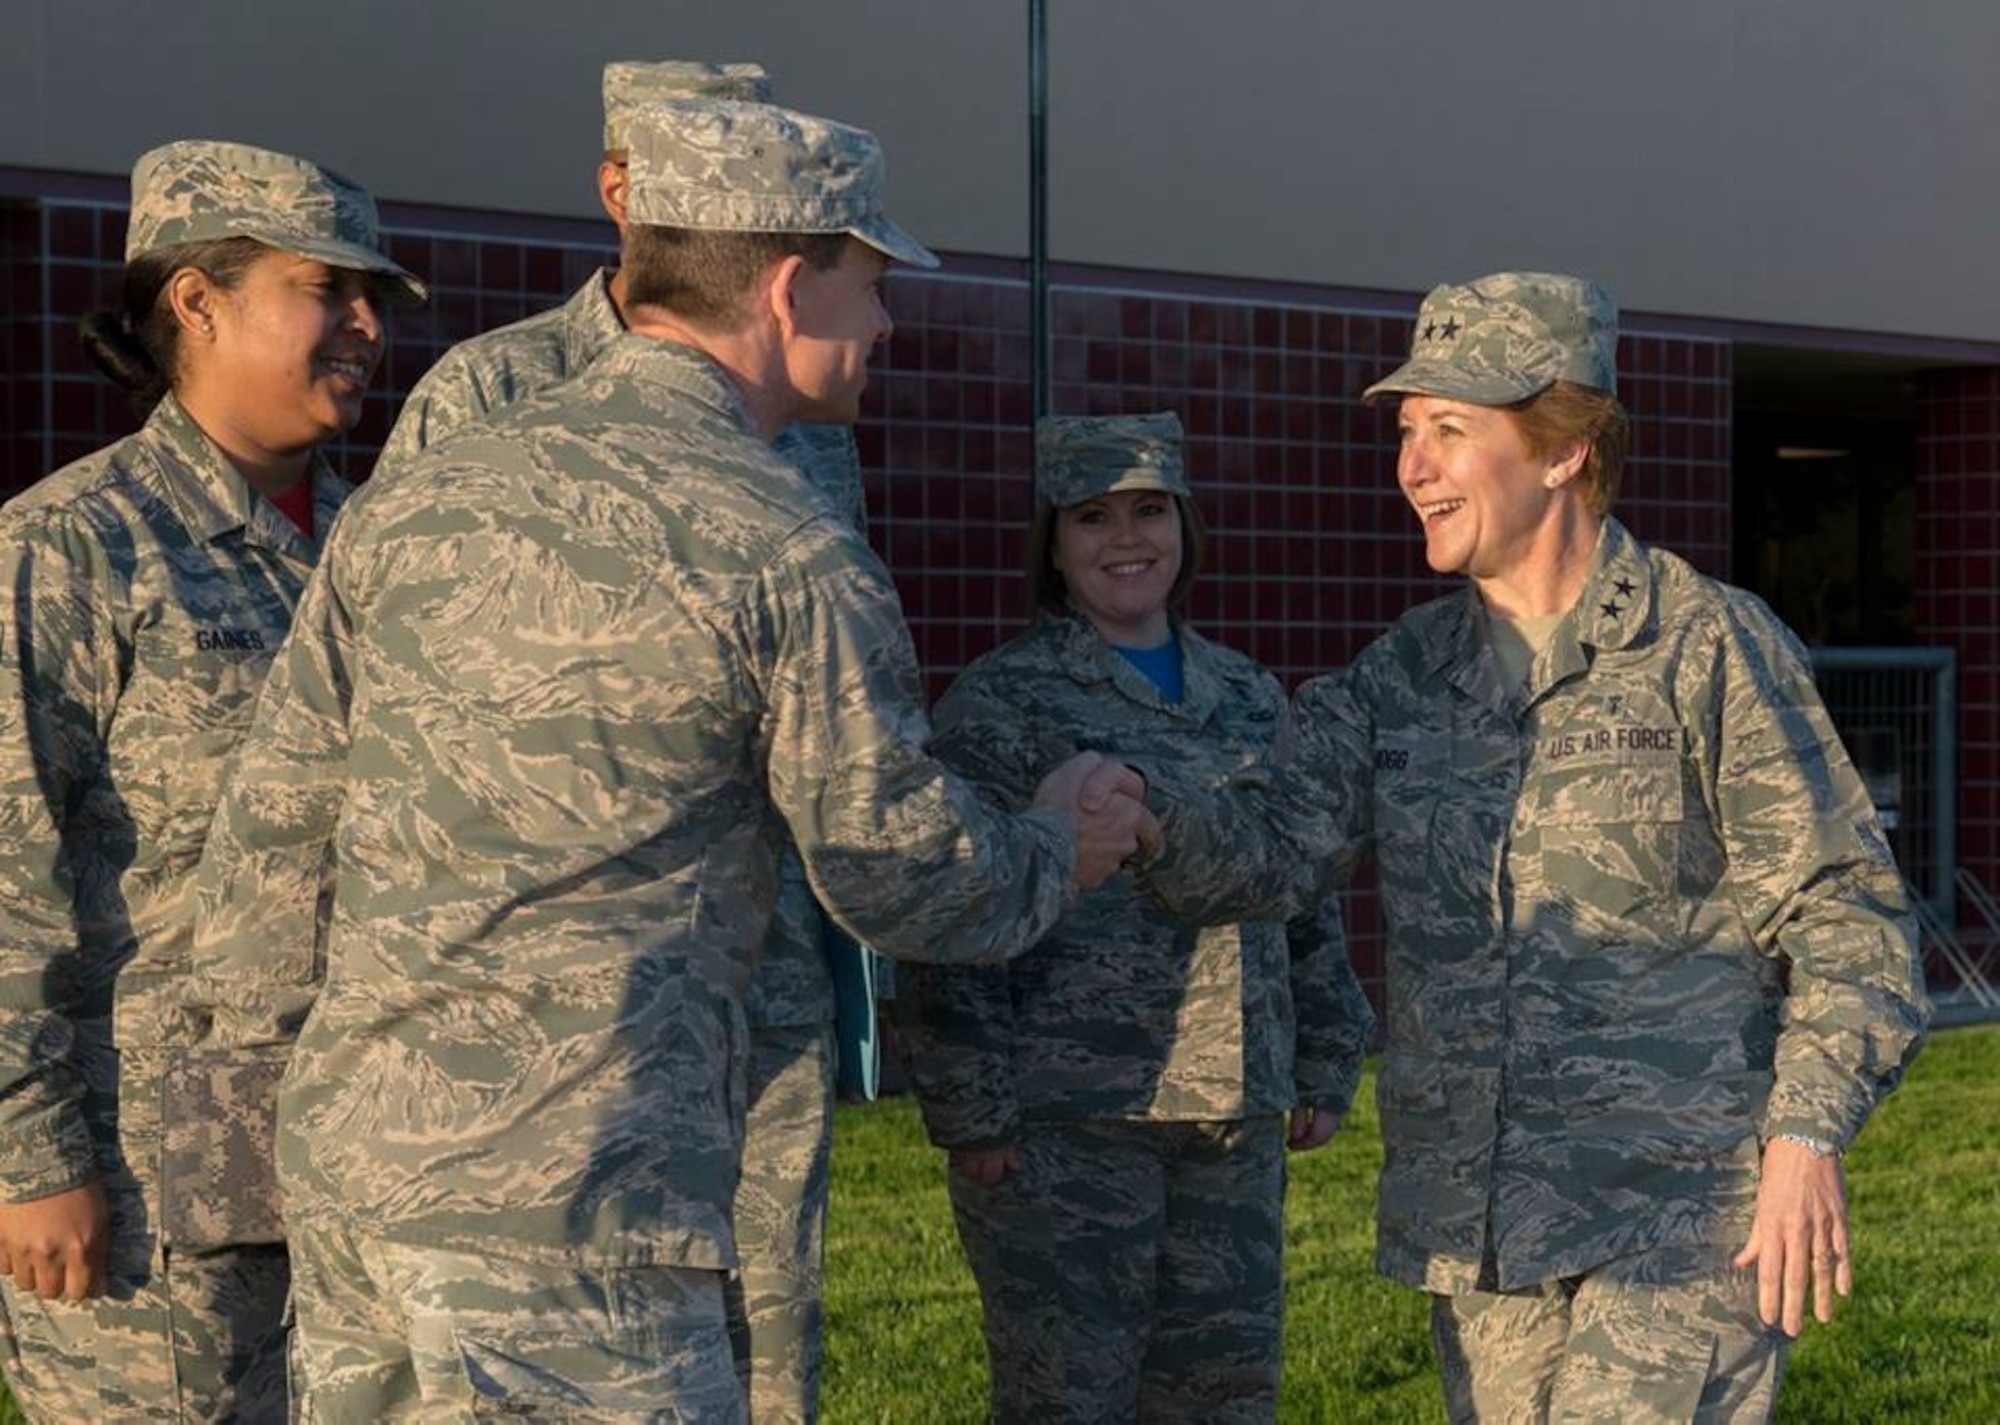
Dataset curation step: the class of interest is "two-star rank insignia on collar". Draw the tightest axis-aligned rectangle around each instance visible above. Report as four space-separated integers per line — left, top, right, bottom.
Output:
1439 316 1462 338
1421 320 1438 340
1614 577 1635 597
1600 599 1624 619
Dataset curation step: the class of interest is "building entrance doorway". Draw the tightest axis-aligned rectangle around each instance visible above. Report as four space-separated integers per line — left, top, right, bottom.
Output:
1731 346 1920 646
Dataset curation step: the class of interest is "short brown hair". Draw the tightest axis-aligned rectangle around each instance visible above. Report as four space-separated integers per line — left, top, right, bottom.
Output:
622 226 849 328
1027 494 1208 622
1506 380 1630 516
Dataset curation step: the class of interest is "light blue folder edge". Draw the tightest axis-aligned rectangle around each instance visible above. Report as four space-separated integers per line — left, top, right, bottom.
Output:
827 926 881 1101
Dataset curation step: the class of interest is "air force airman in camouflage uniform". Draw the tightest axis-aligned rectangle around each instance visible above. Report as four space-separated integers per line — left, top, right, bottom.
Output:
1141 274 1928 1421
374 60 871 1423
185 99 1152 1419
0 142 421 1420
899 414 1375 1422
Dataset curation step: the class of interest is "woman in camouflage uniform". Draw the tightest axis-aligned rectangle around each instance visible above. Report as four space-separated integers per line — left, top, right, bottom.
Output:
899 413 1374 1422
1147 273 1928 1421
1343 273 1927 1421
0 141 422 1420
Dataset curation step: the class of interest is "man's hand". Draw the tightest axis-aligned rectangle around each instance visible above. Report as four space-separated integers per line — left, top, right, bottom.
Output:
948 1144 1022 1187
1031 751 1146 819
1032 752 1162 890
1287 1105 1340 1152
0 1179 112 1301
1732 1137 1851 1336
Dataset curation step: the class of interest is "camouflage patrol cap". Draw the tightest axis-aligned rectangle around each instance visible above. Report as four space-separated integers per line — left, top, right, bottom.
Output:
1363 271 1616 405
602 60 773 151
126 140 426 305
625 100 939 269
1035 413 1189 509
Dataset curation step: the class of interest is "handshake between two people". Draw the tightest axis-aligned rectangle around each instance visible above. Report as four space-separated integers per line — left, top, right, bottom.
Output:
1028 751 1162 891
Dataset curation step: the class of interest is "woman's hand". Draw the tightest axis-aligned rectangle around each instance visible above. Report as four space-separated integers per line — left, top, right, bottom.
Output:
1287 1106 1340 1152
1031 752 1161 889
0 1179 112 1301
949 1144 1023 1187
1732 1138 1851 1336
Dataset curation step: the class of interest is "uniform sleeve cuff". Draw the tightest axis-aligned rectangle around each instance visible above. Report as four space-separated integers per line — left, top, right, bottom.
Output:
0 1122 99 1203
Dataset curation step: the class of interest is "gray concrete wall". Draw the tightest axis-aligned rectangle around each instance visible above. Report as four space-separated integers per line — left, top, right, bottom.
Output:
5 0 1997 341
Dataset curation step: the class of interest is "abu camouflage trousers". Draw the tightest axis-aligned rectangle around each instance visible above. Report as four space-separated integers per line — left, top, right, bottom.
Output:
948 1115 1287 1424
0 1239 288 1422
1431 1248 1787 1423
287 1221 744 1421
727 1020 834 1424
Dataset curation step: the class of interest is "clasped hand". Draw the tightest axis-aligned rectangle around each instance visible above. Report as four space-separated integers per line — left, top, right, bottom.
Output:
1030 752 1161 890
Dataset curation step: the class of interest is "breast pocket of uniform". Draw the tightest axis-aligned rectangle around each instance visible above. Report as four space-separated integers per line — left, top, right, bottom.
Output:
135 624 279 727
1536 754 1686 931
1371 738 1445 899
122 625 282 861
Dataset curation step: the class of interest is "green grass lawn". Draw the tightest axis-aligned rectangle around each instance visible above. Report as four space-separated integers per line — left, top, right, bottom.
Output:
823 1024 2000 1423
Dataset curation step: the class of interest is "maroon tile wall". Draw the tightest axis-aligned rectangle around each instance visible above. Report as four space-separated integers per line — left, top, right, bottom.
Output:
7 197 135 483
0 185 1765 1002
1916 369 2000 924
1 201 45 487
876 270 1733 695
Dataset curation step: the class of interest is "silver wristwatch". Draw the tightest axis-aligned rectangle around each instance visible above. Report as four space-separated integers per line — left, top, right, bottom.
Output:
1771 1131 1842 1159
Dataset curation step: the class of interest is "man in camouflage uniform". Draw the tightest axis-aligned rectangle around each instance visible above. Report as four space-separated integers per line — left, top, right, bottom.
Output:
376 59 871 1422
0 143 421 1419
1141 274 1928 1419
186 99 1152 1419
899 414 1376 1421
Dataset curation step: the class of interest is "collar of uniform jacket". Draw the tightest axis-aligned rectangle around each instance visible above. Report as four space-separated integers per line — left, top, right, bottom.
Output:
590 332 760 434
565 267 627 373
1573 516 1652 653
1052 612 1225 725
147 392 330 559
1419 514 1654 682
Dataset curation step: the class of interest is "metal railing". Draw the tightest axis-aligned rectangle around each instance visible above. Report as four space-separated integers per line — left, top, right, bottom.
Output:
1807 646 1997 1020
1939 869 2000 1022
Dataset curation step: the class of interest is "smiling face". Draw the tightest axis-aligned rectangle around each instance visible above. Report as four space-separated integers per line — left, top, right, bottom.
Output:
193 249 388 454
781 238 894 425
1051 488 1184 646
1395 394 1582 584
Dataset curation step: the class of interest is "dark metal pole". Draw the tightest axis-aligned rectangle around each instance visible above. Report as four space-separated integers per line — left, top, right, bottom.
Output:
1029 0 1050 421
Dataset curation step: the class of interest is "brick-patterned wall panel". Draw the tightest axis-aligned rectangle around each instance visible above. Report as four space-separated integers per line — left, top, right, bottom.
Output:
1916 368 2000 918
1 201 49 492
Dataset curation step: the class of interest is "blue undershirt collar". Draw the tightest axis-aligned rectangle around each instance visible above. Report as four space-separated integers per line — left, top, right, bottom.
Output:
1112 637 1184 703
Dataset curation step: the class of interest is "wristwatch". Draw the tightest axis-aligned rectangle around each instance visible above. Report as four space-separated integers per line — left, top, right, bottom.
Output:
1771 1131 1842 1159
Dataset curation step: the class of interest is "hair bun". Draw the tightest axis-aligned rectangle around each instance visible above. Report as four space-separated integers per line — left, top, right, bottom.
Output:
78 308 167 408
